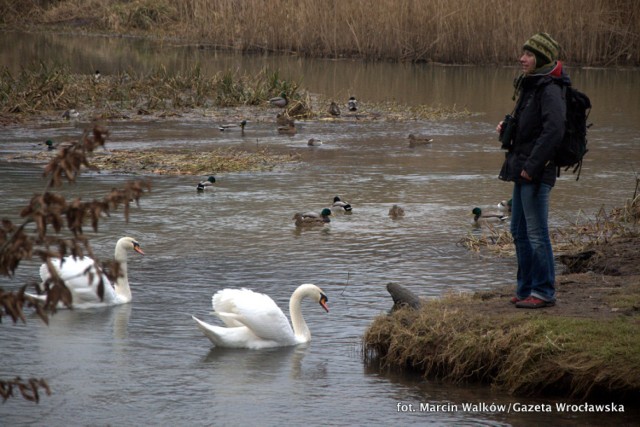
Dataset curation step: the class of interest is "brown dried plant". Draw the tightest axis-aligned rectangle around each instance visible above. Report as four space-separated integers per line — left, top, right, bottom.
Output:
0 377 52 404
0 123 150 402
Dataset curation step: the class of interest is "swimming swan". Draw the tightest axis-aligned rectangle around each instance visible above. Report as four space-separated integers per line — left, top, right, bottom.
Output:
29 237 144 309
192 284 329 349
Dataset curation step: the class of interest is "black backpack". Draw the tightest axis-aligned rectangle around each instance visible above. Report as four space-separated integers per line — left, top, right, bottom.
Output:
554 84 592 180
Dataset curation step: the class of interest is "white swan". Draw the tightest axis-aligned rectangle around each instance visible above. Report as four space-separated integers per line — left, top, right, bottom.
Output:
29 237 144 309
192 284 329 349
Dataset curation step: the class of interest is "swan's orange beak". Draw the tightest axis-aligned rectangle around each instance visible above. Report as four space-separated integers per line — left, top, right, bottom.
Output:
319 295 329 313
133 243 145 255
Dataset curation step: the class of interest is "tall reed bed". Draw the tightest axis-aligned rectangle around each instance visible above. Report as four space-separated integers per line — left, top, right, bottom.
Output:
172 0 639 65
5 0 640 65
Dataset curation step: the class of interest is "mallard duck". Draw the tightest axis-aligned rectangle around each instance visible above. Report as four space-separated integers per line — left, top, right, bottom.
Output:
332 196 352 212
269 93 288 108
472 207 508 225
293 208 332 226
278 123 296 135
219 120 247 132
94 70 101 82
348 96 358 112
62 109 79 120
307 138 323 146
276 112 294 127
498 199 513 213
408 134 433 147
44 139 72 151
197 176 216 191
388 204 405 219
328 101 341 116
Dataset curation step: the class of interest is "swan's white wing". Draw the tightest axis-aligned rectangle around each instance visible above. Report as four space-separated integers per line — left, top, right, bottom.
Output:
192 316 275 349
37 256 117 306
212 288 295 343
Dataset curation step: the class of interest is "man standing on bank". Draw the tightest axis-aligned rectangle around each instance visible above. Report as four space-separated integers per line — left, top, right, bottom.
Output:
497 32 569 309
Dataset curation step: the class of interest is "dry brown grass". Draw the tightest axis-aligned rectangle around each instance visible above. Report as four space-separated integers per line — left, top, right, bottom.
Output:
460 185 640 256
0 63 303 116
363 296 640 400
5 0 638 65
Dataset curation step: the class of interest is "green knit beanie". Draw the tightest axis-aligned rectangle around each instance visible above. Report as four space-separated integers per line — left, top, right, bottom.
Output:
523 32 560 67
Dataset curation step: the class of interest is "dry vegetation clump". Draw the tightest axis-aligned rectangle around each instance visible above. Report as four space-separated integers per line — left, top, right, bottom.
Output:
365 101 471 121
363 296 640 401
89 147 301 175
0 64 304 118
457 225 514 255
460 179 640 257
0 376 51 403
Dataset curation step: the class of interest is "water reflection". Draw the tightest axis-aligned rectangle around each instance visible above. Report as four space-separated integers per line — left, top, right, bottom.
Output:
202 345 311 381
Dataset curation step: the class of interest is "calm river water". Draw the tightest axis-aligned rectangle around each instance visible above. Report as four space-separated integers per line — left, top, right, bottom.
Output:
0 32 639 426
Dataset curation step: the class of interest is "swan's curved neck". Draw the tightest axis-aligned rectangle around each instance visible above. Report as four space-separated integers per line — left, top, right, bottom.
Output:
113 243 131 301
289 286 311 342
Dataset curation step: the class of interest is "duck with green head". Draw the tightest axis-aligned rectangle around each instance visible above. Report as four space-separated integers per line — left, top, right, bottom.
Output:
472 207 508 225
197 176 216 191
269 93 289 108
293 208 332 227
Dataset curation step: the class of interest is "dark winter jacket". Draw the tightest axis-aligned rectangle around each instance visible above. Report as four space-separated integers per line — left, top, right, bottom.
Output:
499 61 570 186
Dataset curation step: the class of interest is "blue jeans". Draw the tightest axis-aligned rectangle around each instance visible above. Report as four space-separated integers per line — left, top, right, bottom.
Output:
510 182 556 302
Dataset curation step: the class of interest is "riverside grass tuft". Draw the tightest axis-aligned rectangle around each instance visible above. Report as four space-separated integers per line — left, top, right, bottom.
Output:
3 0 639 65
362 298 640 401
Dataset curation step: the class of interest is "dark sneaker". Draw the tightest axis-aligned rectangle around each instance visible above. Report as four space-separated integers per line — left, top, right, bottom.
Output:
515 296 555 309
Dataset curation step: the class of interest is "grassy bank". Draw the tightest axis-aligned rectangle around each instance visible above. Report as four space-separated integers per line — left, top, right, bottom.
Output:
363 296 640 401
364 195 640 401
1 0 638 66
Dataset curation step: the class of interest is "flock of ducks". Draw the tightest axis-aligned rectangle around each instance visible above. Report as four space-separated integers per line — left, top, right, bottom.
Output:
35 81 513 349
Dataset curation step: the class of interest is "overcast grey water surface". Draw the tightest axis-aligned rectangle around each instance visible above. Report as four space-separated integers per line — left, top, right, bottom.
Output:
1 32 639 426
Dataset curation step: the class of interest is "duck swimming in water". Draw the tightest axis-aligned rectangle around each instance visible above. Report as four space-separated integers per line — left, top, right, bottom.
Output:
292 208 332 227
197 176 216 191
331 196 352 212
472 207 508 226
